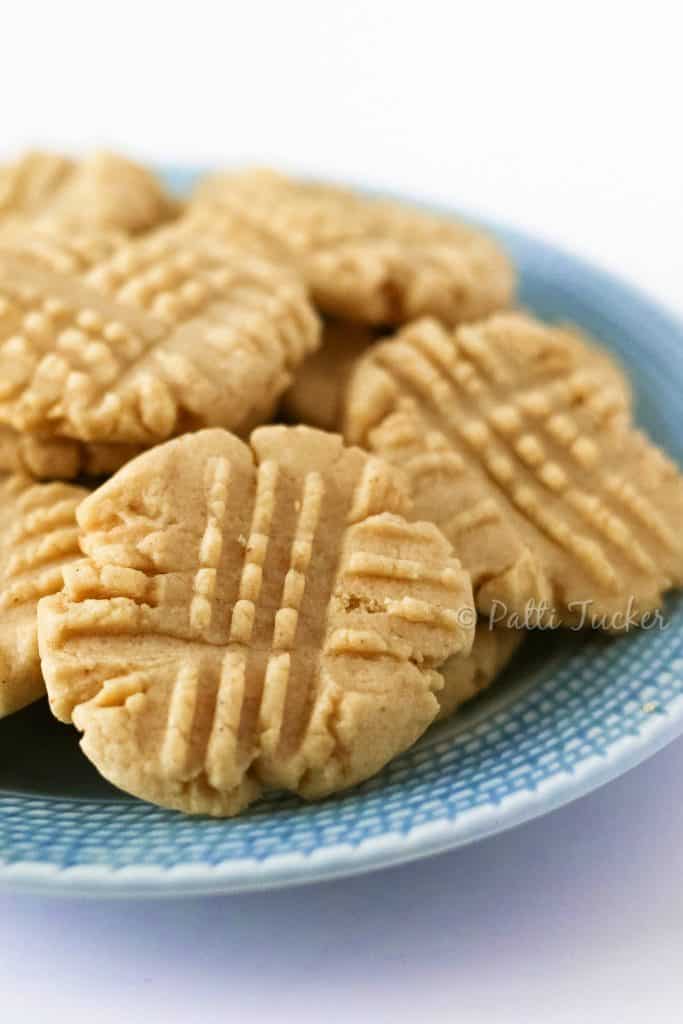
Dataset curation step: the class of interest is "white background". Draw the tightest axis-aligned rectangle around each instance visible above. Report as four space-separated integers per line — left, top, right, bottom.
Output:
1 2 682 1021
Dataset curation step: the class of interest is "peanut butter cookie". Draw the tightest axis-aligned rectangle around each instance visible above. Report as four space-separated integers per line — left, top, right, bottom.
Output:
0 228 320 444
38 426 474 815
344 313 683 626
192 169 515 325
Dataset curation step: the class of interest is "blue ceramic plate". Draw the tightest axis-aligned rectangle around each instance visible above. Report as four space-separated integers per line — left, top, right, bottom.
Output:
1 170 682 897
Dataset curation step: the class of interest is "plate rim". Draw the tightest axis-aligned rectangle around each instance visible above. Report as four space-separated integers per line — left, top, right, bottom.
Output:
2 177 683 897
1 699 681 898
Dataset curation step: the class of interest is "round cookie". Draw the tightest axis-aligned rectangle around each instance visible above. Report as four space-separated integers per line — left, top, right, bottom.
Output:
436 624 522 721
0 150 178 234
0 226 320 444
344 312 683 627
0 474 87 718
192 168 515 326
281 320 377 431
38 426 475 816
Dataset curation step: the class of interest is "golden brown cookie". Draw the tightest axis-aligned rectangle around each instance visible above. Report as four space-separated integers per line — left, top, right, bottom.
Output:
38 426 474 816
0 474 87 718
436 624 522 721
0 227 320 444
0 150 177 234
0 424 141 480
281 320 376 431
192 169 515 325
344 312 683 626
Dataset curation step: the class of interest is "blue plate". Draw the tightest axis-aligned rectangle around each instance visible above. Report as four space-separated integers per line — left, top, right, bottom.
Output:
1 170 682 897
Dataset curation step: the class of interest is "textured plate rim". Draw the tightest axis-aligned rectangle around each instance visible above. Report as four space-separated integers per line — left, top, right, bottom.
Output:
1 177 683 897
1 701 681 898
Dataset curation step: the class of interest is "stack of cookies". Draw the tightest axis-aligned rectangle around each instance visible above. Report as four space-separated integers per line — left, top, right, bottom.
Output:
1 153 682 817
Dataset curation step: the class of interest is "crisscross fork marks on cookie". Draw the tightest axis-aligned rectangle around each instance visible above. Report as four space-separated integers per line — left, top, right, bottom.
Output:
0 256 161 421
38 427 474 815
205 465 328 776
256 468 340 772
0 231 320 443
345 313 683 621
192 168 516 326
378 324 651 581
371 344 620 588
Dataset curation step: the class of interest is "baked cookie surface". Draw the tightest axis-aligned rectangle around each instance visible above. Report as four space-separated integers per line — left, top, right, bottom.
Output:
0 474 87 718
0 223 125 272
0 228 320 444
0 224 137 476
344 313 683 625
0 150 177 234
281 320 376 432
38 426 474 815
193 169 515 325
437 624 522 721
0 423 141 480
